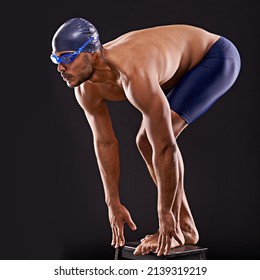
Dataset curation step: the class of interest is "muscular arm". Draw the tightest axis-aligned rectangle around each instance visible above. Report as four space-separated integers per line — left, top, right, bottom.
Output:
75 91 136 247
122 71 182 253
84 101 120 206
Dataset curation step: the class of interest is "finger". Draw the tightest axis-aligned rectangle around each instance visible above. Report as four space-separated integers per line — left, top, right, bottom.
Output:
111 227 116 246
164 235 171 255
118 224 125 247
114 227 120 248
155 234 162 254
157 235 166 256
125 215 137 231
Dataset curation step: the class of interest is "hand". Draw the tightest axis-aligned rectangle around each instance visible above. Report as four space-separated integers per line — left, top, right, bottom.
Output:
156 212 182 256
108 204 137 248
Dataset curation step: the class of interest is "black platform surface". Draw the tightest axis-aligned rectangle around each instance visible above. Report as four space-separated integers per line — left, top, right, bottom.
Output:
115 241 208 260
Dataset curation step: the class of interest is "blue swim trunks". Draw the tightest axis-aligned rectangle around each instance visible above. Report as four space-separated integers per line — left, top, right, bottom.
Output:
166 36 241 124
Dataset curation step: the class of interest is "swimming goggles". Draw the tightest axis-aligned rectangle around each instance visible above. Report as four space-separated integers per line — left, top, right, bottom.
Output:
50 37 95 64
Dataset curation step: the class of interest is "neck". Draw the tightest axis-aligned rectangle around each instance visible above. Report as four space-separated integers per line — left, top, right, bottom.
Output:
88 48 119 84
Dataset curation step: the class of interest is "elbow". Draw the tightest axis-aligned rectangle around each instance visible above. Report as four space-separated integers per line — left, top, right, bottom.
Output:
94 137 119 149
93 138 119 161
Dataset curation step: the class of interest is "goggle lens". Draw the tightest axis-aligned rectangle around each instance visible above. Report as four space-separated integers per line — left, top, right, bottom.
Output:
50 53 77 64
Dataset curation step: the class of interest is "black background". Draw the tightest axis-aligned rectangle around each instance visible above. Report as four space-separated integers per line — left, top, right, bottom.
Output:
1 0 259 260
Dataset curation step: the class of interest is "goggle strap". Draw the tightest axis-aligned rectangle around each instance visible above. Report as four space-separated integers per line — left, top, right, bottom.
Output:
78 37 95 52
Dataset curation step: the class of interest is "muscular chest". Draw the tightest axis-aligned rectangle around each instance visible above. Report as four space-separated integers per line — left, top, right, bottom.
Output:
95 81 127 101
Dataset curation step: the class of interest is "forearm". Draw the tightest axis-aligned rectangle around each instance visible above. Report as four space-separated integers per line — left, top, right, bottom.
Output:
94 140 121 207
94 139 137 247
153 145 179 215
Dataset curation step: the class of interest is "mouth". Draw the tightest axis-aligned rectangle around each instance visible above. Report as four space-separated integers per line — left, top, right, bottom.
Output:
61 74 71 81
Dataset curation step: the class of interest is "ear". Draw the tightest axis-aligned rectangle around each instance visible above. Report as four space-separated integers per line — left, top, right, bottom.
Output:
90 49 102 62
91 50 100 57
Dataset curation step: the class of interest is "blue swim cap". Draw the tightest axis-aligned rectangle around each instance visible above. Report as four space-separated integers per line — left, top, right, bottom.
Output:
52 18 101 53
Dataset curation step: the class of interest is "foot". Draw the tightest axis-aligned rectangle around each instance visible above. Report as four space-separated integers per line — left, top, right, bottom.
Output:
181 220 199 245
133 230 185 256
133 220 199 256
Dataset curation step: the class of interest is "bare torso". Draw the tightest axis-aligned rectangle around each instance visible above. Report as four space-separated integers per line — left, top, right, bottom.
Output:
75 24 220 106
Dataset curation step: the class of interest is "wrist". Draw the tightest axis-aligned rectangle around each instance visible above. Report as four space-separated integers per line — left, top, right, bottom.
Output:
106 197 121 208
158 207 172 217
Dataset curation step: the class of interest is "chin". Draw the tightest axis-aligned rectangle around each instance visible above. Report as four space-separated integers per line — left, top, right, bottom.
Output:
66 82 74 88
65 75 89 88
66 80 81 88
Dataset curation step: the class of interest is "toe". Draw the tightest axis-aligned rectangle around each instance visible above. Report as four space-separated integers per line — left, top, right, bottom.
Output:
145 245 152 254
133 245 143 255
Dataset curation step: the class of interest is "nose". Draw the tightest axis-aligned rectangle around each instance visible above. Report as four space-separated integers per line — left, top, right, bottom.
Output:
57 63 67 72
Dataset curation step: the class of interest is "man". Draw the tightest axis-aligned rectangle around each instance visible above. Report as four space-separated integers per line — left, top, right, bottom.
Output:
50 17 241 256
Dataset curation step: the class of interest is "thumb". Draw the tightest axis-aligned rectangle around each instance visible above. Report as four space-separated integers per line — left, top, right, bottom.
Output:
126 214 137 231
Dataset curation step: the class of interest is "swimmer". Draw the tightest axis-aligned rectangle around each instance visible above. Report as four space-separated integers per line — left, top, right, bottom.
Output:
50 18 241 256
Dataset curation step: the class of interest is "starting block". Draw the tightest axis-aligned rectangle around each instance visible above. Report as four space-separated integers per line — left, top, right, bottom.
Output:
115 241 207 260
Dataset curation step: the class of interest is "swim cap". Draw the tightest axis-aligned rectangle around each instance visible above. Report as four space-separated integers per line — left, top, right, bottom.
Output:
52 18 101 53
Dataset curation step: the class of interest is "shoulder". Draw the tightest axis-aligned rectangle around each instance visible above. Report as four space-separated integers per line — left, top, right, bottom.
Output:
74 81 103 113
103 43 160 82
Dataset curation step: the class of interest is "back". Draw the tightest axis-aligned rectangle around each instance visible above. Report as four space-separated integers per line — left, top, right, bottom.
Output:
104 25 220 85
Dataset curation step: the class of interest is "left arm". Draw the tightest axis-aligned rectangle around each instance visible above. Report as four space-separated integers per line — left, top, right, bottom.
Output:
122 71 182 254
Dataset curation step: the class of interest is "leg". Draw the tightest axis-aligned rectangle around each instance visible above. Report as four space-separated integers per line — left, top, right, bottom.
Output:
134 111 198 255
134 37 241 256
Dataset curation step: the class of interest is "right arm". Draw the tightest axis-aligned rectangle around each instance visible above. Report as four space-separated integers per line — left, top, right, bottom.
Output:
76 93 136 247
85 100 120 207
